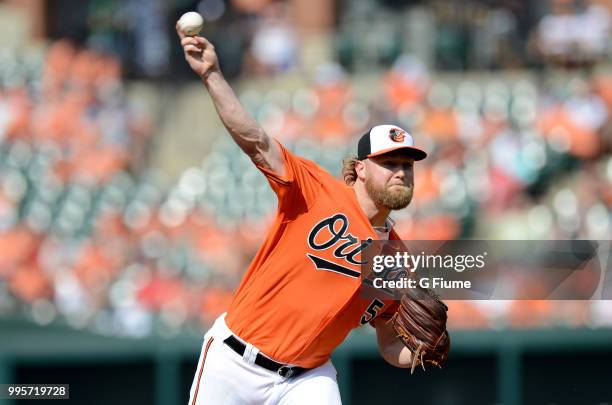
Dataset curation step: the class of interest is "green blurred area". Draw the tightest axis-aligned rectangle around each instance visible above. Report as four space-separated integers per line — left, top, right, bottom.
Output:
1 318 611 405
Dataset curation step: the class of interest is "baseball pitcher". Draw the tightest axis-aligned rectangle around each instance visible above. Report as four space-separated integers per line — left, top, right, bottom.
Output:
177 22 450 405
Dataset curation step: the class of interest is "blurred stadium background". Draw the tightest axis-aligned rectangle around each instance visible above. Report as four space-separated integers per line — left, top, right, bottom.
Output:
0 0 611 404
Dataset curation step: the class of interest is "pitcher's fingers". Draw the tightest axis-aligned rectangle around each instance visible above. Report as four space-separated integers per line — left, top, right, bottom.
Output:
184 45 202 53
181 37 198 47
175 22 186 39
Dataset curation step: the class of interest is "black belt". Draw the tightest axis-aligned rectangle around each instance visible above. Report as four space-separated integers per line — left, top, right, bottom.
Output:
223 335 309 378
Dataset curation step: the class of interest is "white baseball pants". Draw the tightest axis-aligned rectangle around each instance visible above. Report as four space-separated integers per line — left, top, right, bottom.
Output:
187 313 342 405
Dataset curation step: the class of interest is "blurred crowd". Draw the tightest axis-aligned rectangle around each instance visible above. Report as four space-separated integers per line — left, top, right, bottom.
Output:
41 0 612 79
248 0 612 75
535 0 611 68
0 34 611 337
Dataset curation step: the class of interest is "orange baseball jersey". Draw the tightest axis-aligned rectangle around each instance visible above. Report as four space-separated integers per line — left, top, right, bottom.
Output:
225 141 400 368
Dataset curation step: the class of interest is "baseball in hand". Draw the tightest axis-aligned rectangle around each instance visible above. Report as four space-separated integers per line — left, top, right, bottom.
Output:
178 11 204 36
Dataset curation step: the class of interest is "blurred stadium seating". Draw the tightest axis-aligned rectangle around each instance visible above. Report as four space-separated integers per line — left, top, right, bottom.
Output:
0 30 610 338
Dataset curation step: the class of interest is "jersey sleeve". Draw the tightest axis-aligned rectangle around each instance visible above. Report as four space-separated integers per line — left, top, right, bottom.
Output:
254 139 324 215
369 301 399 328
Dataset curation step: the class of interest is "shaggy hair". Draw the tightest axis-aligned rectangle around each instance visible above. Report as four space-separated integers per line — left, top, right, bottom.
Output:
342 155 359 186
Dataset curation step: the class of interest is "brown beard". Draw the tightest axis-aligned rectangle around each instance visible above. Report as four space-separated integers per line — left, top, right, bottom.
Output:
365 176 413 210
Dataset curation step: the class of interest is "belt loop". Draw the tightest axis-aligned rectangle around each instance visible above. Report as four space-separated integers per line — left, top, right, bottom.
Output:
243 342 258 365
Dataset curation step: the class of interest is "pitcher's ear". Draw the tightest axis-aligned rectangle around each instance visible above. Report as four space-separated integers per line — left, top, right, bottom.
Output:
355 159 367 181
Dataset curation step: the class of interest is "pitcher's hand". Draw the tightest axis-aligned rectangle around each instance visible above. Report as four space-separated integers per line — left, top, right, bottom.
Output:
176 22 220 79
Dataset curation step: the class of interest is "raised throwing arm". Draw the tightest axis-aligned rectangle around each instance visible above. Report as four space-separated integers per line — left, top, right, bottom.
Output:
176 23 285 176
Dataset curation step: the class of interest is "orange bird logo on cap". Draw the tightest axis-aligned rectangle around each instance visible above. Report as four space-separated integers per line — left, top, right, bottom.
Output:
389 128 406 143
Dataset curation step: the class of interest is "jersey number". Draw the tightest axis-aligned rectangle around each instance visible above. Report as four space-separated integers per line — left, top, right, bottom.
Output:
360 299 384 325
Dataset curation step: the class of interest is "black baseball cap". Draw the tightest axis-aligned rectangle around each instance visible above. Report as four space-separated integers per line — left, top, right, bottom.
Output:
357 125 427 161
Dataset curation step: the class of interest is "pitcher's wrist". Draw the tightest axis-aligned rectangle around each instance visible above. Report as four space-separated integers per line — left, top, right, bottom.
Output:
202 69 222 85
